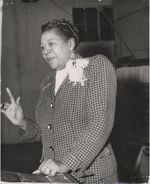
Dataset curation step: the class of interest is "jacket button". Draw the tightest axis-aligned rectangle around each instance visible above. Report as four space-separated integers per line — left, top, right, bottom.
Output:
49 146 54 151
50 103 54 108
48 124 52 130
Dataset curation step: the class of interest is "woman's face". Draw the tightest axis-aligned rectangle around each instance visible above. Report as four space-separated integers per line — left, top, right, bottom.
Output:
41 30 73 70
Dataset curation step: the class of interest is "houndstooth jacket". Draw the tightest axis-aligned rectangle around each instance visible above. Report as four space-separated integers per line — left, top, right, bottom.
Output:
20 54 117 183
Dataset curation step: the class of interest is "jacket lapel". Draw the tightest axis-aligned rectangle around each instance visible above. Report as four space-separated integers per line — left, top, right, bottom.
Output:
49 71 56 100
41 70 56 100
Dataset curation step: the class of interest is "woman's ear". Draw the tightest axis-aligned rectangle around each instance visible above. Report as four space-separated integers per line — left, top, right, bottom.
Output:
68 38 75 50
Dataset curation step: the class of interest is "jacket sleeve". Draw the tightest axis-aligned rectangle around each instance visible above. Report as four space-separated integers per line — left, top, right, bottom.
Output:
17 74 52 143
18 118 41 143
62 55 117 172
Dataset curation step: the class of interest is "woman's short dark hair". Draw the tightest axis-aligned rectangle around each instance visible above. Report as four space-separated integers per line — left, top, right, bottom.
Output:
42 19 79 48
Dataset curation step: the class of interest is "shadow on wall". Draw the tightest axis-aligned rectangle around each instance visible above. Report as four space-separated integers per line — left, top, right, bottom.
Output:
111 65 149 182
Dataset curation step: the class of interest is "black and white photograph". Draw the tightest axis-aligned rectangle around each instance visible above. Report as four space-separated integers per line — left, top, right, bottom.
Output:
0 0 149 183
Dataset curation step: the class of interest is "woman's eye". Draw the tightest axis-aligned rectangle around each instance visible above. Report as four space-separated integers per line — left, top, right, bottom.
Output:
48 42 54 47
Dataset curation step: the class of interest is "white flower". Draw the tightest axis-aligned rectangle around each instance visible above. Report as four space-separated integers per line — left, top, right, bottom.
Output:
66 58 89 86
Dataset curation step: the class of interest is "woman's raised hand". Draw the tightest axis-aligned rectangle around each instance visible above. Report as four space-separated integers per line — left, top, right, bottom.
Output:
0 88 26 130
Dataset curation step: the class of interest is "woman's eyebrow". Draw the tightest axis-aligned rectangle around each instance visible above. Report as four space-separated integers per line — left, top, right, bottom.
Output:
47 38 60 42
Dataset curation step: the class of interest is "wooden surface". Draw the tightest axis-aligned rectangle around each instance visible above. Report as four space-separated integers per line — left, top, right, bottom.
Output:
1 170 79 183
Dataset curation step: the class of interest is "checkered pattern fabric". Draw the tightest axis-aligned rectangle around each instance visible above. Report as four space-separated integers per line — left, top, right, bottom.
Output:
20 54 118 183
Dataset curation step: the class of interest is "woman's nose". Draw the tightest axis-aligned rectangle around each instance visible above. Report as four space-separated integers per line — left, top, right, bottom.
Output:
44 47 51 55
44 50 48 54
44 49 51 56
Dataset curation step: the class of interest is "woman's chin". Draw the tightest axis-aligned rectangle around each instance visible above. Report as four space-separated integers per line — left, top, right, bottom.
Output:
48 62 57 70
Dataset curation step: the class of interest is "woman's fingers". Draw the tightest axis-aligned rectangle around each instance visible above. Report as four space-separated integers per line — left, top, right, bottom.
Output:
44 168 51 175
32 169 41 174
1 90 24 126
16 96 20 105
3 104 14 116
38 159 48 171
6 88 16 104
1 101 16 120
38 159 59 176
0 103 10 114
0 103 9 111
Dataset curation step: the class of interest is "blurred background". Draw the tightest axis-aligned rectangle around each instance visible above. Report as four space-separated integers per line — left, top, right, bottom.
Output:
1 0 149 183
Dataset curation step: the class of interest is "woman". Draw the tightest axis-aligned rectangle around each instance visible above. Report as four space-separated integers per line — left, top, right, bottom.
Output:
1 19 118 183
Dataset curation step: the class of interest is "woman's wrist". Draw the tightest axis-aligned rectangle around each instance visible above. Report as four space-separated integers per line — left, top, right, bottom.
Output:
18 119 26 130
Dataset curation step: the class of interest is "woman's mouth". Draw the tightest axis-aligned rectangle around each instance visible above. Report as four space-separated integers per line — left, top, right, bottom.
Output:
46 57 55 61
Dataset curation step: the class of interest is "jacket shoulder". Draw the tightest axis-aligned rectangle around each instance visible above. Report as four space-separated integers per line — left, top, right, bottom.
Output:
88 54 116 71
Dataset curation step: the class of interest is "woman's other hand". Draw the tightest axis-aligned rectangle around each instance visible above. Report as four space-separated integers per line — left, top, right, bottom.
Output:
34 159 70 176
0 88 26 130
